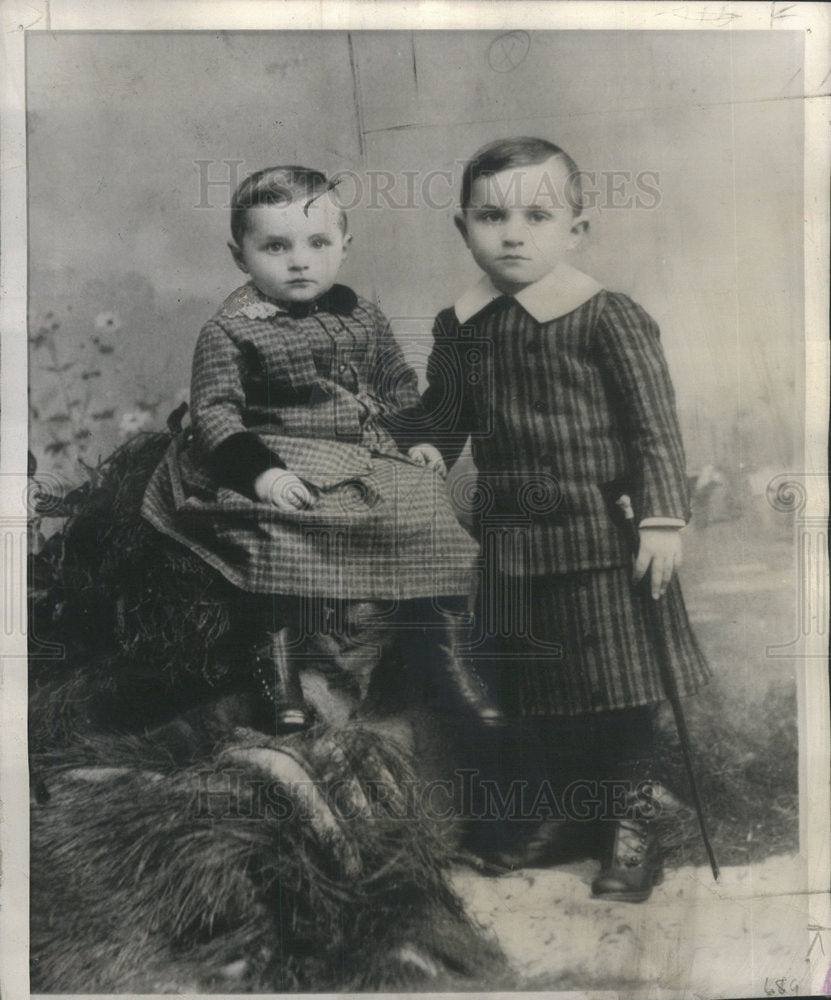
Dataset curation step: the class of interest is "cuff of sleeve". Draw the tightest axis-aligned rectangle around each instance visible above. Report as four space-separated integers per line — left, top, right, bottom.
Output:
639 517 686 528
210 432 285 499
378 405 427 450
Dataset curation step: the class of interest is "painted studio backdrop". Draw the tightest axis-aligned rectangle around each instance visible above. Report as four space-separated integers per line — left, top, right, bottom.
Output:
28 30 801 478
27 28 803 865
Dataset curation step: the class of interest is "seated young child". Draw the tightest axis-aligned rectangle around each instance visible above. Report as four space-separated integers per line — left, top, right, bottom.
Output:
142 165 495 732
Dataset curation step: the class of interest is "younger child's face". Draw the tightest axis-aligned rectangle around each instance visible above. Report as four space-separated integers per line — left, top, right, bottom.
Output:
457 155 584 293
230 196 350 303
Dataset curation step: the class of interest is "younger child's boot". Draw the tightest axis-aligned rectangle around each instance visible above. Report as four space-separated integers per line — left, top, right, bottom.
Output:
252 626 313 734
441 611 506 726
591 816 663 903
416 601 506 726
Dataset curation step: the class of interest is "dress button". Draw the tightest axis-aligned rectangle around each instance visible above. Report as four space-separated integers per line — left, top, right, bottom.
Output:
526 338 541 354
338 363 348 374
533 400 546 413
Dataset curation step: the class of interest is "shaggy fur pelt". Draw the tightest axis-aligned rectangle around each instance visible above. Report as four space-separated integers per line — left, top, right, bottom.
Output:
31 723 505 993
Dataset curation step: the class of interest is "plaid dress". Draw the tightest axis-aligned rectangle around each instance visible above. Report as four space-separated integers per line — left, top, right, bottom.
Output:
142 283 478 599
422 270 712 715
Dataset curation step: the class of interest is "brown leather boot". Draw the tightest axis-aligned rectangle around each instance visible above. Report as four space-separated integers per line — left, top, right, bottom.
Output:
590 816 663 903
252 627 313 734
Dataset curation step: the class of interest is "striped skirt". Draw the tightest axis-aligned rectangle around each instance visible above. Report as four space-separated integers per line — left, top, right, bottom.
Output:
471 565 711 716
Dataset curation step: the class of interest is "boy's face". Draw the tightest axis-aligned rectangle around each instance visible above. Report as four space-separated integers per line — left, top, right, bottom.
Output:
456 155 584 293
230 196 350 303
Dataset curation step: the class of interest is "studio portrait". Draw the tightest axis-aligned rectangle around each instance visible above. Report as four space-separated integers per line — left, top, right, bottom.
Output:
8 12 827 998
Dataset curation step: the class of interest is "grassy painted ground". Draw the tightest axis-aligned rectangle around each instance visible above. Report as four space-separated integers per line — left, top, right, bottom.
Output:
653 509 799 867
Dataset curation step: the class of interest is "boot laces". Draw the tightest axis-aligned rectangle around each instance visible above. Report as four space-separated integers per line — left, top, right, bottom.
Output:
616 818 650 868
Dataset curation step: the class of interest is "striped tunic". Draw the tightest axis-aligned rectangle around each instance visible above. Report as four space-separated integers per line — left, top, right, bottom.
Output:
141 282 479 599
422 283 711 714
424 290 691 576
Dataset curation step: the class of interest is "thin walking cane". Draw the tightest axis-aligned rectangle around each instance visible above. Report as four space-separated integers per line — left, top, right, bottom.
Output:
617 495 720 882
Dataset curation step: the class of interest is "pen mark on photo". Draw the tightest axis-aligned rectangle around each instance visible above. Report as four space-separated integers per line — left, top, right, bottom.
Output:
807 929 825 958
9 8 44 31
771 2 798 26
487 31 530 73
671 5 741 25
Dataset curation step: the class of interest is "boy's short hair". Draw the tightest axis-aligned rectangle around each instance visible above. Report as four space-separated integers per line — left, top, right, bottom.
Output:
460 137 584 216
230 165 346 245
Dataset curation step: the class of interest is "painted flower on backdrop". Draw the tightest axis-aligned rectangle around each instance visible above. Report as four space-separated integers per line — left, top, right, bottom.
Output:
94 311 123 334
119 408 154 439
29 311 62 348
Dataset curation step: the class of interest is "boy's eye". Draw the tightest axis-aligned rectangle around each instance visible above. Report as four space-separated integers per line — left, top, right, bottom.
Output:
309 236 333 249
528 210 552 223
477 210 503 224
264 241 287 253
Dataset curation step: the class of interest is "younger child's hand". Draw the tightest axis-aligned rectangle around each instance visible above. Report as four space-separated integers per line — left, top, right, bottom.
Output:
408 443 447 477
633 527 682 600
254 468 315 512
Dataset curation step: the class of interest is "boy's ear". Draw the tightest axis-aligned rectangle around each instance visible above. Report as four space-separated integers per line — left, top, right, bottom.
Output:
569 217 589 245
228 241 248 274
341 233 353 255
454 212 470 245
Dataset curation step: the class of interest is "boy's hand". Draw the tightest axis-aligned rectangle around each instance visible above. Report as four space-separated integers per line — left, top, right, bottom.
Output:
408 443 447 477
254 468 315 511
633 527 682 600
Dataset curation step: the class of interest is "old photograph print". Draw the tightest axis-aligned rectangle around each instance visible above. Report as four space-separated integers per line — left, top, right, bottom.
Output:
16 21 827 998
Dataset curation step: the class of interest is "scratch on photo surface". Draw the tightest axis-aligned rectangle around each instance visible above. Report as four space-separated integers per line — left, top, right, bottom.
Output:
411 37 419 94
362 91 829 137
346 33 366 158
782 68 802 92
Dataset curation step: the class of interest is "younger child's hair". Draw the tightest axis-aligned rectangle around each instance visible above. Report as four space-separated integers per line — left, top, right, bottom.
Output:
460 137 584 216
230 165 346 245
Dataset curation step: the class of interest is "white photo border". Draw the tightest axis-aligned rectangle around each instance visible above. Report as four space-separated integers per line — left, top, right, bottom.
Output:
2 3 828 999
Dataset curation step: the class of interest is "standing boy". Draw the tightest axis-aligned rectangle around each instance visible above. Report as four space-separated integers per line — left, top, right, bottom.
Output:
421 137 711 901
